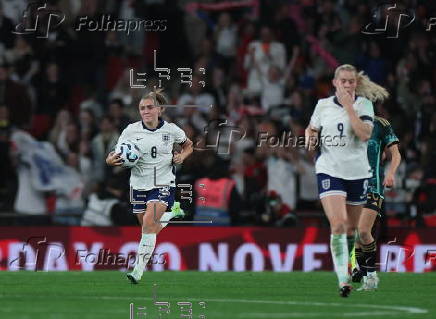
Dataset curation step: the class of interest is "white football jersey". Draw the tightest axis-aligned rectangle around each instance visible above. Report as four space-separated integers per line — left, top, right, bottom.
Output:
310 96 374 180
116 120 187 190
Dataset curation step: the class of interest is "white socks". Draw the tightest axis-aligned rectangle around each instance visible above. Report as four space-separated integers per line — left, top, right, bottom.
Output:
132 233 156 278
160 211 175 228
330 233 349 286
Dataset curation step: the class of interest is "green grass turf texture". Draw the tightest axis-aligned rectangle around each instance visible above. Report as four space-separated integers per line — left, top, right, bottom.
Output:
0 271 434 319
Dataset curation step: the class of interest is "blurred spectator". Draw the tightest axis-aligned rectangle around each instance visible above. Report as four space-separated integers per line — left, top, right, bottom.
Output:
214 12 237 72
52 152 85 226
0 56 32 128
79 108 98 141
177 75 214 131
242 146 267 213
33 62 69 137
49 109 71 147
260 46 299 111
11 129 47 215
104 31 126 91
194 156 241 226
108 98 131 133
0 105 16 210
56 121 80 159
0 2 15 51
236 21 255 86
81 178 133 226
260 191 297 227
243 25 286 97
209 67 227 113
91 116 119 183
272 3 300 53
357 41 388 84
6 36 39 87
79 84 103 119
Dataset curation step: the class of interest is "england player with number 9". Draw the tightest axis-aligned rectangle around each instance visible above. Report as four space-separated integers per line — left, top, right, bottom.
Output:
106 89 193 284
305 64 389 297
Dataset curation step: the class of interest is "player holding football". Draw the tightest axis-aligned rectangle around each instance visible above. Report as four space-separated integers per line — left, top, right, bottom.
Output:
305 64 389 297
352 116 401 290
106 89 193 284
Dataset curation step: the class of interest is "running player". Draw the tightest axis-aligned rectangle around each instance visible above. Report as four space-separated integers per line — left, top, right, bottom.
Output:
106 89 193 284
305 64 389 297
353 116 401 290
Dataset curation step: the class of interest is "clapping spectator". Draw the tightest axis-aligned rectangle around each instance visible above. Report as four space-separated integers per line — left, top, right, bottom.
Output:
243 26 286 97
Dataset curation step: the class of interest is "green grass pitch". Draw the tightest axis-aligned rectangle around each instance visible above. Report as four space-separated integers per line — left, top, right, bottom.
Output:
0 271 434 319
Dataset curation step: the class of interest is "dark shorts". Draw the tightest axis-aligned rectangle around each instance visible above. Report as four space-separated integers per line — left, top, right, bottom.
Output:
364 192 384 214
317 173 368 205
130 186 176 214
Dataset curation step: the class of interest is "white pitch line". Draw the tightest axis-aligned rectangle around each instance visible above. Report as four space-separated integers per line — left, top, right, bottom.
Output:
238 311 404 318
0 295 428 316
239 312 395 318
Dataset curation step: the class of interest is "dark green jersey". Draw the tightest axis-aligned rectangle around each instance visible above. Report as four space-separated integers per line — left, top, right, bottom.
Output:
367 117 399 195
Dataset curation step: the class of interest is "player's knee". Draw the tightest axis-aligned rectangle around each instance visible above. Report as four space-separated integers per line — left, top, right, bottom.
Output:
331 222 346 234
346 226 357 236
142 216 159 232
358 228 371 243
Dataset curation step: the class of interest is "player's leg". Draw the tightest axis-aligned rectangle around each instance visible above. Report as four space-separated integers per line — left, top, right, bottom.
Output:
128 200 168 283
317 174 350 296
155 187 181 234
352 241 365 283
346 204 361 258
158 201 185 233
128 187 172 283
321 195 351 296
358 200 380 290
344 178 368 283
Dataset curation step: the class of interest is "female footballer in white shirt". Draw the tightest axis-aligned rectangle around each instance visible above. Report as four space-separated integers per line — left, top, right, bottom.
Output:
305 64 389 297
106 90 193 284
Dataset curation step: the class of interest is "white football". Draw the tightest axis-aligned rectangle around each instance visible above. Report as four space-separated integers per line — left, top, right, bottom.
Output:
115 141 141 168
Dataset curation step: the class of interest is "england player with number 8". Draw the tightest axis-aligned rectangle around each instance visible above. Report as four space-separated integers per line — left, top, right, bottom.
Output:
106 89 193 284
305 64 389 297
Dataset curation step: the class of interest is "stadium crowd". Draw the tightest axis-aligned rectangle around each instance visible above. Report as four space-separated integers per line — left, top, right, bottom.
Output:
0 0 435 227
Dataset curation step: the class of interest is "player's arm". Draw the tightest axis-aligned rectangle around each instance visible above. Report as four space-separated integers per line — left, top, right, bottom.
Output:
173 138 193 164
346 108 372 141
383 143 401 188
306 101 321 151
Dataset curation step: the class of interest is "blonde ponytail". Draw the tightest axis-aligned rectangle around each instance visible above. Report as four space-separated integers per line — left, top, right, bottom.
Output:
334 64 390 102
355 71 389 102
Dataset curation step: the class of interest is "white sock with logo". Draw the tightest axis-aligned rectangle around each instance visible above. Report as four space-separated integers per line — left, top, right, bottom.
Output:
132 233 156 278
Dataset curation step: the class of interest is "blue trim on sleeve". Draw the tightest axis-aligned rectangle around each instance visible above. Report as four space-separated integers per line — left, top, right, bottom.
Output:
360 115 373 122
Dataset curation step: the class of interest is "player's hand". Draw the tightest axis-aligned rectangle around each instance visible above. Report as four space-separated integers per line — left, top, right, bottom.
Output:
305 126 318 151
172 152 184 164
337 85 354 109
106 151 123 166
383 173 395 188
